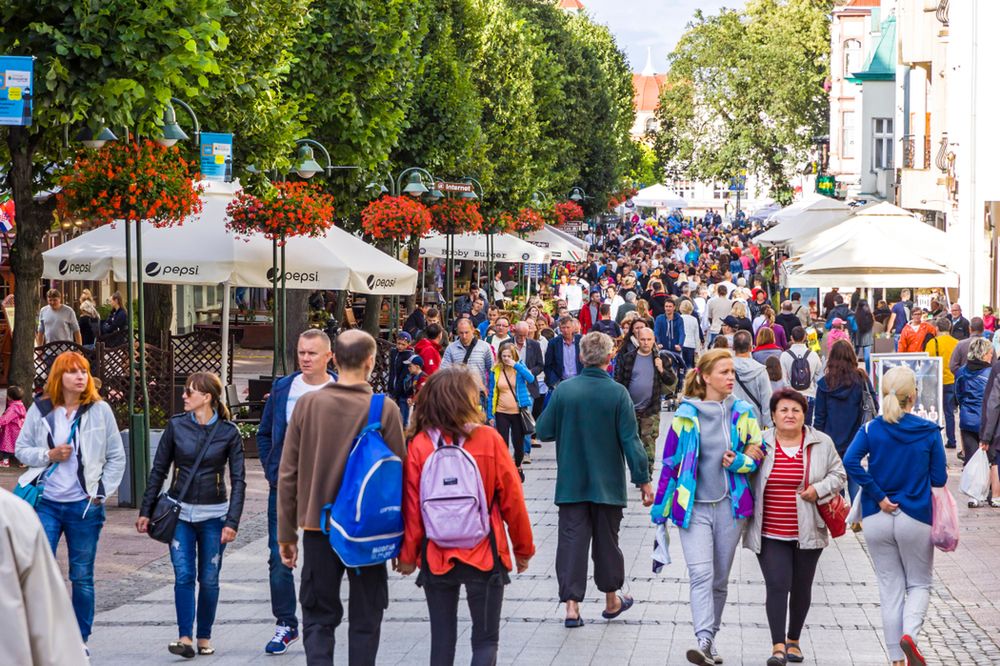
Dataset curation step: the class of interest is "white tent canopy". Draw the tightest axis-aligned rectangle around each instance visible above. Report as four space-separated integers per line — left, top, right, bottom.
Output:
418 232 551 264
784 202 958 289
525 225 587 262
631 184 688 209
543 224 589 251
755 196 853 246
43 180 418 385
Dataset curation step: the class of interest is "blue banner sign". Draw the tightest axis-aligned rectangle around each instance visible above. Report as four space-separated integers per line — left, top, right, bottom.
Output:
0 56 34 126
199 132 234 182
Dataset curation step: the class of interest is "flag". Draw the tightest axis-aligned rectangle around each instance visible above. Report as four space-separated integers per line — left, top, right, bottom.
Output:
0 198 14 233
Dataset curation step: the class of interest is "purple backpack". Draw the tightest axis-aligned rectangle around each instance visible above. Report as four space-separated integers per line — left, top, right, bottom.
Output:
420 432 490 549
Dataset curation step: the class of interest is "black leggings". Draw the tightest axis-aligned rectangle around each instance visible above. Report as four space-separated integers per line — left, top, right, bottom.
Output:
424 563 505 666
756 537 823 645
494 412 525 467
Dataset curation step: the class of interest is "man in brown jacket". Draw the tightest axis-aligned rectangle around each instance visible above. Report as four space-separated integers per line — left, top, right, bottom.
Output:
277 330 405 665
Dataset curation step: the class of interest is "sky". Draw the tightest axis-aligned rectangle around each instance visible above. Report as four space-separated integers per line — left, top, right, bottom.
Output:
580 0 747 73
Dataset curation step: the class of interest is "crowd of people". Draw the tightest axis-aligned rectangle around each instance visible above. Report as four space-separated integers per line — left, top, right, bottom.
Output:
6 211 993 666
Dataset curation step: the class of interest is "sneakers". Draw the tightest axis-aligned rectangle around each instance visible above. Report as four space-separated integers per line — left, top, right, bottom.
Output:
990 497 1000 508
265 625 299 655
523 454 532 465
685 637 716 665
0 458 9 467
709 640 723 664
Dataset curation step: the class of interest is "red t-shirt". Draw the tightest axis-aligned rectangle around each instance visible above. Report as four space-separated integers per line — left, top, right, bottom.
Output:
761 438 804 541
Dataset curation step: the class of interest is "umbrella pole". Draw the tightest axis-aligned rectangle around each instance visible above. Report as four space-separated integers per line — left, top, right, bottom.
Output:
220 281 231 388
280 236 287 376
134 220 150 502
271 237 279 378
124 220 136 419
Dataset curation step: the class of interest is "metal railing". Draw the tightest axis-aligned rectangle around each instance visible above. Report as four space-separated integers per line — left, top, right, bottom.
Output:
936 0 949 26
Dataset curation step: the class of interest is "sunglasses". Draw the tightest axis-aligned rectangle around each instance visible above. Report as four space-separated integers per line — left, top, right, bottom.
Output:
183 387 204 397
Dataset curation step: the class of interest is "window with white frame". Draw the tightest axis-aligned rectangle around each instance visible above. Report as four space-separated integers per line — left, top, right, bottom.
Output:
713 183 728 199
844 39 862 77
873 117 894 170
842 111 856 159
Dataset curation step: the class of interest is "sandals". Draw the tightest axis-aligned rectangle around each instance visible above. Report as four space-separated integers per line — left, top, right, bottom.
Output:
786 641 803 663
766 651 787 666
564 615 584 628
198 646 215 656
601 594 635 620
168 641 196 659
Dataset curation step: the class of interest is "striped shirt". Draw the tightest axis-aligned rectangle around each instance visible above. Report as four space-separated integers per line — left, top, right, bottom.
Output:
761 442 804 541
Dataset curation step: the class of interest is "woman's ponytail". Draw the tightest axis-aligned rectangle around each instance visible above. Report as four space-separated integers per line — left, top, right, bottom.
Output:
881 365 917 424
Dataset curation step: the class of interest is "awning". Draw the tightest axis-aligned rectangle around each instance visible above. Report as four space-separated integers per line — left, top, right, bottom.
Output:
418 232 551 264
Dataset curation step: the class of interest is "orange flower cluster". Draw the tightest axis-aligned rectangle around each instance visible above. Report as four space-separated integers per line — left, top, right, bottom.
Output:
553 200 584 226
429 198 483 234
607 187 638 211
56 140 203 228
482 211 514 234
514 207 546 233
226 182 335 241
360 196 432 240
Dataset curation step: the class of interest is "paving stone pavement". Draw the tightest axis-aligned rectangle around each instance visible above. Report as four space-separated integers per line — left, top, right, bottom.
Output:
85 412 1000 665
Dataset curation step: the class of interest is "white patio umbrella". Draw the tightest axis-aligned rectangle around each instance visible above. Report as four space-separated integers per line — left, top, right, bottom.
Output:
418 232 551 264
755 196 853 246
525 225 587 262
43 180 417 384
631 184 688 209
544 224 590 251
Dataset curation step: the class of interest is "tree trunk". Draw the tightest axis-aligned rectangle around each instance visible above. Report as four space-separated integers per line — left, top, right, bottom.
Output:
6 127 50 402
362 294 383 338
283 290 310 370
333 290 347 328
143 283 173 347
405 237 420 312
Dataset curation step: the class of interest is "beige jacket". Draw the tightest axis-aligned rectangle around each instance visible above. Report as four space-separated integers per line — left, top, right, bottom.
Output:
743 426 846 553
0 489 89 666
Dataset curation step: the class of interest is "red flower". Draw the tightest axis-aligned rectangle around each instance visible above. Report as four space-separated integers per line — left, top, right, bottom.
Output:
225 182 335 240
553 200 584 226
429 198 483 235
482 211 514 234
514 207 546 233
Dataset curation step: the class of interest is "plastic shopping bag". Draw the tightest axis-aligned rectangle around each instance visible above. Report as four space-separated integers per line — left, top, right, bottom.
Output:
652 523 671 573
931 487 960 552
959 448 990 502
845 489 863 526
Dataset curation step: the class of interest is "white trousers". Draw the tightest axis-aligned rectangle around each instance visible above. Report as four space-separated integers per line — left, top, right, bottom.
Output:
862 510 934 661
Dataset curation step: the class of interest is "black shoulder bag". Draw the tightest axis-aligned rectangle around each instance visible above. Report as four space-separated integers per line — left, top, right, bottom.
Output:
501 365 535 435
148 420 222 544
734 371 763 415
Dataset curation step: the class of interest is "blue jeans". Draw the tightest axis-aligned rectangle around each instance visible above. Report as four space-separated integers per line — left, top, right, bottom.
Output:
806 397 815 426
37 498 105 642
858 345 872 374
395 396 410 427
523 433 532 456
170 517 227 640
268 486 298 628
942 383 957 447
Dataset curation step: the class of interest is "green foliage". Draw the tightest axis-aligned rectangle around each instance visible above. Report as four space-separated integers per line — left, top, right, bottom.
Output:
627 141 659 189
653 0 833 200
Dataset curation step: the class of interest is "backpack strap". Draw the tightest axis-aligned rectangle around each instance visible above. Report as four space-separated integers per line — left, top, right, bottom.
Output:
365 394 384 433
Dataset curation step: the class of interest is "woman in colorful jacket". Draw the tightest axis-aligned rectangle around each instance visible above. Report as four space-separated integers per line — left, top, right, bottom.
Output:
651 347 765 666
486 342 536 479
745 388 846 666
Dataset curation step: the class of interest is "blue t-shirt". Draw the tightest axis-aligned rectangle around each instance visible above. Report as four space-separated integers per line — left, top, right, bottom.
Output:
890 302 909 334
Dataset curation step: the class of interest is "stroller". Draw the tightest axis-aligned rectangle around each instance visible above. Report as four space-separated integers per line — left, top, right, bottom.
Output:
660 349 684 412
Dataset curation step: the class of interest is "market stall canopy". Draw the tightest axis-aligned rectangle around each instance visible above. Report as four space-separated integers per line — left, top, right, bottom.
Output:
755 196 853 246
525 225 588 262
747 201 781 224
42 180 418 295
631 184 688 209
783 202 957 289
544 224 590 251
419 232 551 264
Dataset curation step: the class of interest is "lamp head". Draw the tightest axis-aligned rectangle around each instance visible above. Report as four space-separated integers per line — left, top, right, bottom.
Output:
402 171 429 196
460 189 478 200
294 144 324 179
424 188 443 203
156 103 189 147
76 125 118 150
569 187 584 202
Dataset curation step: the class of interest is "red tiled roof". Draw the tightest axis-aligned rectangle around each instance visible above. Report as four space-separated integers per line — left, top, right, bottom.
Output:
633 72 667 113
559 0 585 10
846 0 880 7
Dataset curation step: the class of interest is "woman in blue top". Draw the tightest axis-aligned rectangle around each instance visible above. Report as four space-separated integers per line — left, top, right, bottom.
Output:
487 342 536 480
843 365 947 666
954 337 997 507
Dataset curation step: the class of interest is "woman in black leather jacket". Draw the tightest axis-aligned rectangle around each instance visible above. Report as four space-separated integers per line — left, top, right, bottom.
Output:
137 371 245 658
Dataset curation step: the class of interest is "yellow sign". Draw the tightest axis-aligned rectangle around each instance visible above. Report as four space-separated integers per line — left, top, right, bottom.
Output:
7 87 21 101
214 153 225 164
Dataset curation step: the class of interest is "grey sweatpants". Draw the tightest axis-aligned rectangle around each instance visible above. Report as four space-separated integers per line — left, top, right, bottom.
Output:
862 510 934 662
678 499 745 640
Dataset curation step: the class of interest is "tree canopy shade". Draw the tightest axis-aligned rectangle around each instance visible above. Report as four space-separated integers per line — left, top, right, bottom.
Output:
653 0 833 203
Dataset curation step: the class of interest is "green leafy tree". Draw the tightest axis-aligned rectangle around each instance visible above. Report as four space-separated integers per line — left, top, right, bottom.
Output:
654 0 832 202
0 0 228 394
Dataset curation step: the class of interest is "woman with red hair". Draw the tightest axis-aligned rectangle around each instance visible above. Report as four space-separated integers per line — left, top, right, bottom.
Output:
15 351 125 654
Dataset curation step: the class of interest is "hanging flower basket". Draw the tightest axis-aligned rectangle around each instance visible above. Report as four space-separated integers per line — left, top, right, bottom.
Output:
482 211 514 234
430 198 484 234
553 200 585 226
360 195 432 241
514 207 546 234
226 182 335 241
56 139 203 228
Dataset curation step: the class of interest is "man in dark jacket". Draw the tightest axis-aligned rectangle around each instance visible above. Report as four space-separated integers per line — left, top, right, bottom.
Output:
653 298 685 355
774 300 801 347
824 294 851 330
401 303 426 338
949 303 971 340
256 330 335 654
545 316 583 389
387 332 415 424
613 327 676 477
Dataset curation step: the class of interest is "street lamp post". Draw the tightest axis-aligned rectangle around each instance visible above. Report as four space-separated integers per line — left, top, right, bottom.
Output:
459 177 486 302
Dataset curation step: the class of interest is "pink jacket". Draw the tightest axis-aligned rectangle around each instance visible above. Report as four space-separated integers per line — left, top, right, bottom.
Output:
0 400 26 454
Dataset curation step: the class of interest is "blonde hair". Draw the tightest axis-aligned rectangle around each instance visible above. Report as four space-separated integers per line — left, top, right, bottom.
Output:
682 348 733 400
492 342 520 370
679 300 694 315
730 301 748 319
881 365 916 424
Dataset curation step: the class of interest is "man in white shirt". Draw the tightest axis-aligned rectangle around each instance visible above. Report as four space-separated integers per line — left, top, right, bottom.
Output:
257 329 335 654
561 276 585 315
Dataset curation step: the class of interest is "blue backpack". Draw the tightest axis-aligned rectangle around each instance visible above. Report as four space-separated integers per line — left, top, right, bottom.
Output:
321 394 404 567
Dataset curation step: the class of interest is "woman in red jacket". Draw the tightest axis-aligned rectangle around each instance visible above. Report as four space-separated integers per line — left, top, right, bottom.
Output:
398 367 535 666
